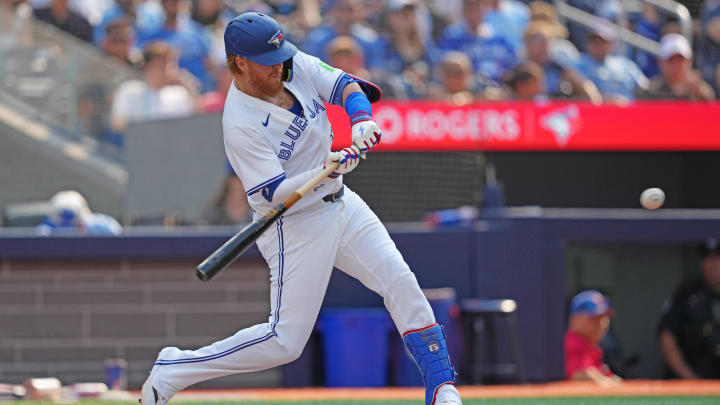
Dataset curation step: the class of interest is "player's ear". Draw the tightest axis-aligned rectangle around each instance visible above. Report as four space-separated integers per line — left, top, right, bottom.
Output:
235 56 248 75
226 54 245 76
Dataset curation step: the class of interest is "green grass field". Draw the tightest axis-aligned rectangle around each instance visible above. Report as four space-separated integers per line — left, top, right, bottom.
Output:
7 399 720 405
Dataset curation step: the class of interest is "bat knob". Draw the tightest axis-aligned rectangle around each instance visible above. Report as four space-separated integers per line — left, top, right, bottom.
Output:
196 268 210 281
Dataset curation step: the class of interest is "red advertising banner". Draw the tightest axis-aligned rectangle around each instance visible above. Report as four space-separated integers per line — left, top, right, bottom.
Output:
327 101 720 151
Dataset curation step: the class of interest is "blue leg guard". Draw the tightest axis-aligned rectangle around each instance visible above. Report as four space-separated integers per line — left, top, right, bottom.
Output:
403 324 456 405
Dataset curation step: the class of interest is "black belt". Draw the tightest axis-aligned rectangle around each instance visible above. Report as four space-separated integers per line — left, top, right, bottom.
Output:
322 185 344 203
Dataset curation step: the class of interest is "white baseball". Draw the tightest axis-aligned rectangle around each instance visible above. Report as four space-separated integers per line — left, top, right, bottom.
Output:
640 188 665 210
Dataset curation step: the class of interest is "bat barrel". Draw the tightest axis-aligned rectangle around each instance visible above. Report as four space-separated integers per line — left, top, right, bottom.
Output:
195 205 288 281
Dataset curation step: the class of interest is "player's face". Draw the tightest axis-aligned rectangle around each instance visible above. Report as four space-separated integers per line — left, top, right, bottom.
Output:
244 60 284 96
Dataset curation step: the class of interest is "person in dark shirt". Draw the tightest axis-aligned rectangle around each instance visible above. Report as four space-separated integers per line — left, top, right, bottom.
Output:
33 0 93 43
504 61 546 100
657 239 720 379
637 33 715 101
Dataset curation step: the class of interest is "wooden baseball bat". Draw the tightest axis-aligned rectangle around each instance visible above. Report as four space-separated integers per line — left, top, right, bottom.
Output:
196 161 340 281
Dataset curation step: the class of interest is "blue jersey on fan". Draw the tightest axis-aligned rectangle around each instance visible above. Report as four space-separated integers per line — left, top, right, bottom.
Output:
138 18 213 92
575 53 647 100
438 20 517 83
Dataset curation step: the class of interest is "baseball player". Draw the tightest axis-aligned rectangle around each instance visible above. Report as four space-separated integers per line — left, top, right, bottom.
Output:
140 12 462 405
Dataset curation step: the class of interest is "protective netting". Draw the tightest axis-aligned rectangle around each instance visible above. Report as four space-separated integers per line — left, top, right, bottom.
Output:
342 151 485 222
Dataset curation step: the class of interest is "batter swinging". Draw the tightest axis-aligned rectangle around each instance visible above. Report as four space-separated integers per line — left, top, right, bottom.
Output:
140 12 462 405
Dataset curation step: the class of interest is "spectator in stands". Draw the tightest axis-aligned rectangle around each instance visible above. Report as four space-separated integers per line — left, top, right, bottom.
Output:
375 60 431 100
190 0 231 66
429 51 505 104
632 4 688 80
101 17 142 67
93 0 163 46
1 0 34 49
326 36 371 80
33 0 93 42
484 0 530 53
632 4 662 79
198 50 232 113
302 0 382 69
567 0 621 51
699 1 720 92
111 41 197 131
438 0 517 84
565 290 622 386
36 190 122 235
138 0 213 93
637 34 715 101
504 61 546 100
271 0 323 47
376 0 438 76
657 240 720 379
523 21 602 103
190 0 223 26
202 162 251 225
75 84 107 138
527 1 579 66
575 20 648 103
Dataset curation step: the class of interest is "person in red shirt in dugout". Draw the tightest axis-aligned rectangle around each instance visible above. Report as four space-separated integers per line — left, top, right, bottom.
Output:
564 290 623 386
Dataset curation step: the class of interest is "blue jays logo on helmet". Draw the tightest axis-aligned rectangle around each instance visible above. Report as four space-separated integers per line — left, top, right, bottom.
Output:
224 12 297 66
268 30 283 48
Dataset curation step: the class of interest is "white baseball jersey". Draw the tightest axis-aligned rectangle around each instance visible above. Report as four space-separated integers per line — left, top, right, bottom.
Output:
223 51 347 216
145 51 447 402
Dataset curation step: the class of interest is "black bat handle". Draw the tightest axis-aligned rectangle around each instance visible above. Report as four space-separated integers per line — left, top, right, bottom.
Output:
196 205 287 281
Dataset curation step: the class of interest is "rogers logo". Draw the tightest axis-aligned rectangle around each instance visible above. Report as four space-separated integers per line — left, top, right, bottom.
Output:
540 105 581 147
373 106 521 144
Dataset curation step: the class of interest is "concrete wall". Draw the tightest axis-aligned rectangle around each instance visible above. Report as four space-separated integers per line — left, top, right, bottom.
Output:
0 258 281 389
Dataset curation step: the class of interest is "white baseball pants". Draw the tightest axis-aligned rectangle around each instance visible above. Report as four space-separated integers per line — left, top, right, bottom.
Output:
151 187 435 396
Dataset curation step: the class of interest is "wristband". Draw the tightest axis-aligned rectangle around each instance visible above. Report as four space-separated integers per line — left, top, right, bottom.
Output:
344 91 372 125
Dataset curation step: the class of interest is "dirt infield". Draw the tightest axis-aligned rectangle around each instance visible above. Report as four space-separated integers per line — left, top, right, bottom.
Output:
172 380 720 401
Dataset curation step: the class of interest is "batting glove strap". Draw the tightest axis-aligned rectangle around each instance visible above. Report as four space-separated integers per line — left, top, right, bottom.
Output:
349 111 372 125
403 324 457 405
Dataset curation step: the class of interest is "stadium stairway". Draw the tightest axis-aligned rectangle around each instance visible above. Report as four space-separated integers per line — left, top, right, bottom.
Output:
0 258 280 389
0 99 127 222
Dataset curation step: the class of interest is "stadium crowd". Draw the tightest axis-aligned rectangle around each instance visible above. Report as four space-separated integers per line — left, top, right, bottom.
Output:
2 0 719 142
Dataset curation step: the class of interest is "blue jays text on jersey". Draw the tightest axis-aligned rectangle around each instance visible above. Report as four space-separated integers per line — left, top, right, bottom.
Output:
277 99 326 161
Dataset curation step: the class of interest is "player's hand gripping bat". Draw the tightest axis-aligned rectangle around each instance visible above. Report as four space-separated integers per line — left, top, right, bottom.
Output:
196 161 340 281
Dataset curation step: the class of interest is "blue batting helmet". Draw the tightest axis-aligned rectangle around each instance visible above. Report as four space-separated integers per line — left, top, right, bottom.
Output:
224 12 297 66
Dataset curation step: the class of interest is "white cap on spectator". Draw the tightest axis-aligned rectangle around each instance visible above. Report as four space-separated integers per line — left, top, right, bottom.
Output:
388 0 416 10
659 33 692 60
590 18 617 42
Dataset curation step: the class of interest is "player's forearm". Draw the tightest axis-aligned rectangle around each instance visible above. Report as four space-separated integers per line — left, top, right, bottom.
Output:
341 82 364 106
659 330 699 379
267 166 339 206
